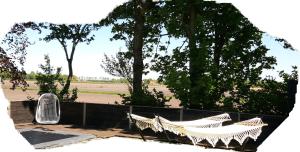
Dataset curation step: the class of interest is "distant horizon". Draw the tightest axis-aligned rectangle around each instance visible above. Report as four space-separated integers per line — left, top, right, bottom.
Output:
3 23 300 82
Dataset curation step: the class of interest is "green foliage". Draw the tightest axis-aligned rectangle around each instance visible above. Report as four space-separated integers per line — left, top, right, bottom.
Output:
99 1 295 115
110 78 130 83
119 80 171 107
69 87 78 102
60 74 79 82
42 23 97 101
275 38 296 51
152 2 277 110
241 66 298 115
101 51 170 107
152 49 191 106
35 55 78 102
0 71 11 80
101 51 133 85
35 55 64 96
1 22 41 89
99 1 163 54
99 1 169 106
26 71 79 82
81 78 128 84
43 24 97 44
26 71 36 80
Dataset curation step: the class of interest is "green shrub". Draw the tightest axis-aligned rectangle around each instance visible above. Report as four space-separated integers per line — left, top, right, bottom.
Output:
119 80 171 107
36 55 78 102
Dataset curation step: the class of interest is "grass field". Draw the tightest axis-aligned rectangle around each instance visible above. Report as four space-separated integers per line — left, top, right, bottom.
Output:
2 80 180 108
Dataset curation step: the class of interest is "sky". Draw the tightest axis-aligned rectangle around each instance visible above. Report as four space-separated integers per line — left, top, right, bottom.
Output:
261 34 300 80
23 26 126 79
22 25 187 80
19 23 300 81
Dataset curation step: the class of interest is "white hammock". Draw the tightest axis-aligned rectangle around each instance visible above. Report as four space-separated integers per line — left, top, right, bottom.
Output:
183 118 267 148
35 93 61 124
128 113 231 134
128 113 161 132
156 113 232 136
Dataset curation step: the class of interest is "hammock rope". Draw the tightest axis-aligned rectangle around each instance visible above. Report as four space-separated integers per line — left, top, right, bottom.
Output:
128 113 267 149
184 118 267 148
155 113 232 136
129 113 232 135
128 113 160 132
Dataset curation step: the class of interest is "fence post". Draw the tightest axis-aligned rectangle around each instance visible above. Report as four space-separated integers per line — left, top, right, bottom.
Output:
180 108 183 121
129 105 133 130
237 112 240 122
7 102 11 117
287 79 298 113
82 103 86 127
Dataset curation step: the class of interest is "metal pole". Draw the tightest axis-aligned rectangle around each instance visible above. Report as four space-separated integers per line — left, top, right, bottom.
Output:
83 103 86 127
129 113 146 141
7 101 11 117
157 115 171 142
129 106 133 130
180 108 183 121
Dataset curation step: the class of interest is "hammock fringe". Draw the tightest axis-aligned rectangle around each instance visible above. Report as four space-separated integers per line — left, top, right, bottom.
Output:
128 113 267 149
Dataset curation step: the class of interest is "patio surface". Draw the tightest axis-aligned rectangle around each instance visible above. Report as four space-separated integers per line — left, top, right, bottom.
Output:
16 123 160 149
38 136 237 152
15 123 149 139
15 123 253 151
19 128 95 149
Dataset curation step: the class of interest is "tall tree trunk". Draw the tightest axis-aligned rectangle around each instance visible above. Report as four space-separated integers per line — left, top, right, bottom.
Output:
186 1 210 109
185 0 200 107
132 0 145 103
60 44 76 100
212 15 227 102
187 3 197 87
60 59 73 99
213 23 225 80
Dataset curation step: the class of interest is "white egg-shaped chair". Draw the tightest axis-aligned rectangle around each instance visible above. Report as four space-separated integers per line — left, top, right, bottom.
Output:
35 93 60 124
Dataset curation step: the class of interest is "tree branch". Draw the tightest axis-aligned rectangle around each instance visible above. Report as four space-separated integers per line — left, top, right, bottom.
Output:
57 38 69 61
178 38 187 51
70 42 77 62
80 24 88 33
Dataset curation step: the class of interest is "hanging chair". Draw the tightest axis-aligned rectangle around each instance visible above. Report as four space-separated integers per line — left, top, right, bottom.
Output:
35 93 61 124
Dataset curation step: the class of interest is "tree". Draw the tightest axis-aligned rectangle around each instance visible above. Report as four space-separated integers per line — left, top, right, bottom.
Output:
242 66 298 115
101 52 133 86
275 38 295 51
36 55 63 95
150 0 214 108
43 23 97 99
35 55 78 101
152 1 277 110
99 0 165 104
132 0 146 99
101 51 170 106
1 22 41 89
25 71 36 80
